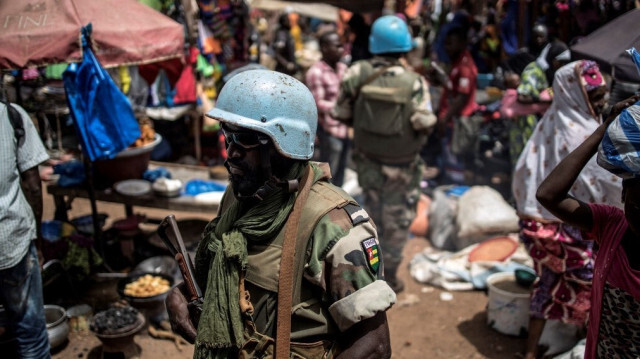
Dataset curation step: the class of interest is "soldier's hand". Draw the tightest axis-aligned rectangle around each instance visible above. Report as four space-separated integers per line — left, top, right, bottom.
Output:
165 282 198 344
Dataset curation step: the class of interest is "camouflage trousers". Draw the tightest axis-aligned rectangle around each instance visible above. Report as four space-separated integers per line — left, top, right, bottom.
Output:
354 153 423 278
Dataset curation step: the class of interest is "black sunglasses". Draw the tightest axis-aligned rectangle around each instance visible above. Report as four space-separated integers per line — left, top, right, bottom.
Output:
221 126 269 149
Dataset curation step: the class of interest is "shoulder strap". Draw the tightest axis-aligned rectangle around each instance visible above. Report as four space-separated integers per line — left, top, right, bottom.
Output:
276 164 314 359
1 100 25 142
353 63 394 100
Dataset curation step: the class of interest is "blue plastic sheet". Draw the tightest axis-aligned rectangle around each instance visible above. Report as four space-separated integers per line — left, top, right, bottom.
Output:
184 179 227 195
63 24 140 162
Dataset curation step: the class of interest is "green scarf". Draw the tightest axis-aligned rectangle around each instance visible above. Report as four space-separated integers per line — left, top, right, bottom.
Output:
193 162 324 359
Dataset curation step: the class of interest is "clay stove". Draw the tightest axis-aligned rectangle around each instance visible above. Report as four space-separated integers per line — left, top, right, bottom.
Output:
92 312 145 359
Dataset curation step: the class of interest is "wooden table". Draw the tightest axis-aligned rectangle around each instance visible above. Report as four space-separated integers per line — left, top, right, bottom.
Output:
47 161 226 222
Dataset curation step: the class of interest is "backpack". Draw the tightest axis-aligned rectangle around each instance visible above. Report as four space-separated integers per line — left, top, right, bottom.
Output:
1 100 25 143
352 61 425 161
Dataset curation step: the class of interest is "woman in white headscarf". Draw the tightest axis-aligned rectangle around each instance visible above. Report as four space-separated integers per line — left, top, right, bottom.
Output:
512 60 622 359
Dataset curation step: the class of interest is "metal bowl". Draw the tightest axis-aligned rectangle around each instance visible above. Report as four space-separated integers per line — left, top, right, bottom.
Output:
44 304 69 349
114 134 162 159
117 273 174 321
117 272 174 303
132 256 177 278
94 134 162 183
515 268 537 288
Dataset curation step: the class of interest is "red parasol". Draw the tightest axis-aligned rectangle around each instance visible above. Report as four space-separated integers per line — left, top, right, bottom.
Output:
0 0 184 69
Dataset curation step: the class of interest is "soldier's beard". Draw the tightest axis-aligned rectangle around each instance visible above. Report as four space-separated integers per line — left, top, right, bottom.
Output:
225 159 265 200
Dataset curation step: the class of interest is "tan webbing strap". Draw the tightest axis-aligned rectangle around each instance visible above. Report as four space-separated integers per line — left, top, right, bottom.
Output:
275 164 314 359
353 64 394 100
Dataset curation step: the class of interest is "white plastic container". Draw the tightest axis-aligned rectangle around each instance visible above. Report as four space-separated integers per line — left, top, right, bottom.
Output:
486 272 531 336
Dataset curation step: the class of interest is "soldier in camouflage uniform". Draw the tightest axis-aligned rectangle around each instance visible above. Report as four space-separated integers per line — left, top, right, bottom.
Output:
166 70 395 359
334 15 436 293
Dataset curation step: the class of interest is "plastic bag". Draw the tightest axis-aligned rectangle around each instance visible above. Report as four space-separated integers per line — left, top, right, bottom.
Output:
427 186 460 251
184 179 227 195
63 25 140 162
597 47 640 178
455 186 519 248
598 101 640 178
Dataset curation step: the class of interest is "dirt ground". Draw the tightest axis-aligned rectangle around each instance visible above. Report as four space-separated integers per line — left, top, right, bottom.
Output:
44 194 526 359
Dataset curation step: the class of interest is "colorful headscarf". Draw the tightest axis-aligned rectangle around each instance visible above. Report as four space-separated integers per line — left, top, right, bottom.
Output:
579 60 606 92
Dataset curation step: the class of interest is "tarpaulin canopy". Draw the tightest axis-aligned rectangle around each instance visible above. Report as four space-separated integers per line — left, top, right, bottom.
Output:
281 0 383 14
0 0 184 69
250 0 339 22
571 9 640 82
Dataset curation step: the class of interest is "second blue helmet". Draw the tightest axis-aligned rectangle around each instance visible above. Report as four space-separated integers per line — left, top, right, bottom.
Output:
369 15 413 55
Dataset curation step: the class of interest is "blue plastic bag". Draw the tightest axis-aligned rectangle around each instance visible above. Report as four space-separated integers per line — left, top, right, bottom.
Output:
185 179 227 195
63 24 140 162
53 160 86 187
143 167 172 182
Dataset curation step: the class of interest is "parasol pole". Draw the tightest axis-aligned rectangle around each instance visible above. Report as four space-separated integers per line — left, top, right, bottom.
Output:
82 155 102 250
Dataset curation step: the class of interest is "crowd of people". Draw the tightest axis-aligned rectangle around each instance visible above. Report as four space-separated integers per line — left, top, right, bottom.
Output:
2 1 640 358
164 4 640 358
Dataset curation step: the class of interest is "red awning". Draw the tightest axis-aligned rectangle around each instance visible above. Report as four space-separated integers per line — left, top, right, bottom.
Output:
0 0 185 69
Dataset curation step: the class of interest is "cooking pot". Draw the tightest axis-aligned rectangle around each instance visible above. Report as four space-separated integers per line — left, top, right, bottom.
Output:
44 304 69 349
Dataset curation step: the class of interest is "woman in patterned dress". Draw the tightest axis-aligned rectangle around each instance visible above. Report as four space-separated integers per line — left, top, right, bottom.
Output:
512 60 622 359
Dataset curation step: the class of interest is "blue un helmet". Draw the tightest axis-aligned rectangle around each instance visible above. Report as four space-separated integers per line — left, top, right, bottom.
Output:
369 15 413 55
206 70 317 160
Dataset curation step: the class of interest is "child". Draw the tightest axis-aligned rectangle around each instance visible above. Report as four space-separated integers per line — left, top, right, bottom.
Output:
537 93 640 358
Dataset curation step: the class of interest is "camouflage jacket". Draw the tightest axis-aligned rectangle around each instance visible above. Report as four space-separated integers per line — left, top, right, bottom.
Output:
243 174 396 341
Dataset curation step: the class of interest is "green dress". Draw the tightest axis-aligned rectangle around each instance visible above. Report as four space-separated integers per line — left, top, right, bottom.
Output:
509 61 548 166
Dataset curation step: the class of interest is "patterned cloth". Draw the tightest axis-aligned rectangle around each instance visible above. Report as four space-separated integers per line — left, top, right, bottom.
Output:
306 60 349 186
0 103 49 270
598 102 640 179
597 283 640 358
512 61 623 222
509 61 548 166
519 219 593 325
584 204 640 359
305 60 348 139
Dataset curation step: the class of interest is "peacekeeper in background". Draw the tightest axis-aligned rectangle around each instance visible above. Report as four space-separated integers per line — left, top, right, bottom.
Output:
334 15 437 293
166 70 395 359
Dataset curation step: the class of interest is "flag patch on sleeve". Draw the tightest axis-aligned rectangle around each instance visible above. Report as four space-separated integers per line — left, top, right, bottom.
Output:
361 237 379 273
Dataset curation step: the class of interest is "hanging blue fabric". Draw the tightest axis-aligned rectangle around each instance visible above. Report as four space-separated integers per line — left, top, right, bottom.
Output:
63 24 140 161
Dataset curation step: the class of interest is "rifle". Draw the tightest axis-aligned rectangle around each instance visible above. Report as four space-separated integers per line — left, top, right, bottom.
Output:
157 214 203 326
